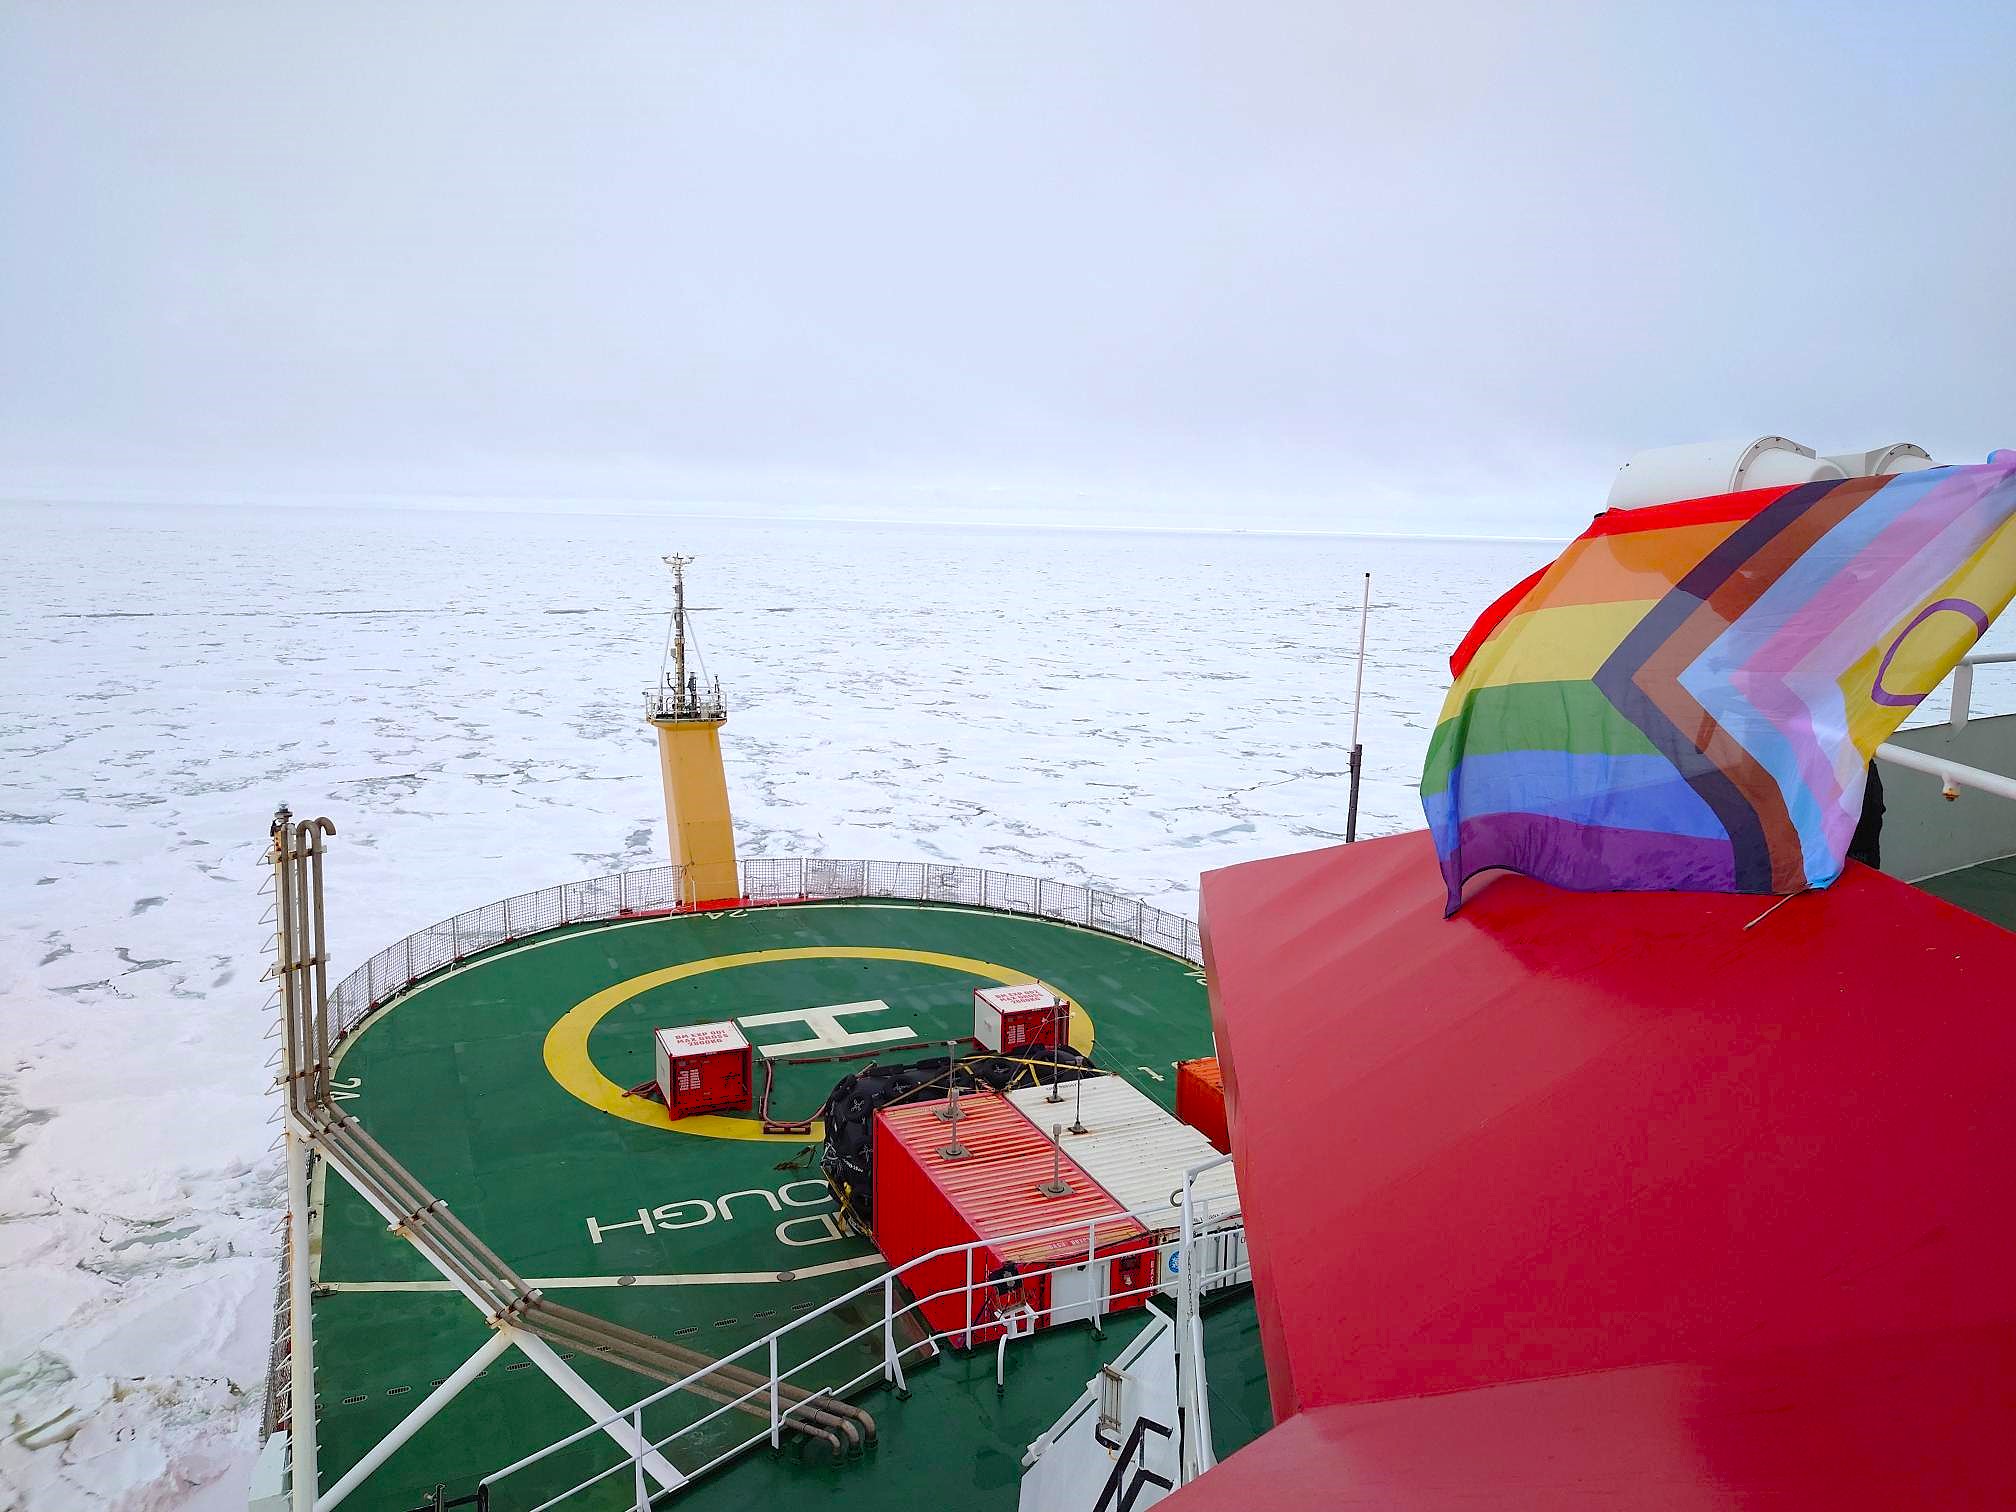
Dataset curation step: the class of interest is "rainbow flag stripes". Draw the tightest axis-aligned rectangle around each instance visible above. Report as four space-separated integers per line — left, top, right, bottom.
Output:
1424 459 2016 913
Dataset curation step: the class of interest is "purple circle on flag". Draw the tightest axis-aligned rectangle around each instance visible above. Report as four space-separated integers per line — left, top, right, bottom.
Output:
1871 598 1990 708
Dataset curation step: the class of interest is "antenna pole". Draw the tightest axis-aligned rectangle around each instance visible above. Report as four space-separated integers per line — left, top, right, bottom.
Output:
1346 573 1370 844
665 554 692 715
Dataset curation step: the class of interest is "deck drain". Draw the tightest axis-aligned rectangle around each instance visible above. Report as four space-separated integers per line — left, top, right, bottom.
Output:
506 1361 532 1371
341 1395 367 1406
775 1270 797 1282
713 1317 738 1328
754 1309 775 1320
386 1386 411 1397
618 1274 637 1286
675 1326 697 1337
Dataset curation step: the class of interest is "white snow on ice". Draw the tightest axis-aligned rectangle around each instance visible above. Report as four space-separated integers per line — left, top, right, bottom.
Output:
11 498 2006 1509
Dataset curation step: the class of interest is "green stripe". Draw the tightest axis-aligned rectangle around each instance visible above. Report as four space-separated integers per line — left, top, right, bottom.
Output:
1422 679 1660 796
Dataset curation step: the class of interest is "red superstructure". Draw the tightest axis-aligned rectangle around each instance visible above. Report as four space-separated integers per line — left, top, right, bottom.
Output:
1172 828 2016 1507
873 1094 1155 1341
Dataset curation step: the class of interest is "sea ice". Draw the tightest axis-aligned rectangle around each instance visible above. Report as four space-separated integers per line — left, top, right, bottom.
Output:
3 499 2010 1509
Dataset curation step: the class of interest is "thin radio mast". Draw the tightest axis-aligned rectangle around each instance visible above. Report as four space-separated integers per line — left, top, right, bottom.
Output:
665 554 692 713
1346 572 1370 843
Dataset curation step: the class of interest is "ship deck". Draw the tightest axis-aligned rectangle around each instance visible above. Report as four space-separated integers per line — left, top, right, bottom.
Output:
1914 853 2016 932
309 898 1268 1511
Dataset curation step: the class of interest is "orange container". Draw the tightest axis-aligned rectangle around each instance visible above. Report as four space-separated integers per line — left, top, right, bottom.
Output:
1175 1057 1230 1153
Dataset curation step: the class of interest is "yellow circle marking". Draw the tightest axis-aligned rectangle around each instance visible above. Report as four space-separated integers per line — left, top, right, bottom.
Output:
543 946 1093 1142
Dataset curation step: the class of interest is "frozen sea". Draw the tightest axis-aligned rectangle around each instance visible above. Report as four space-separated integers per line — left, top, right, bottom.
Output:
0 499 1571 1507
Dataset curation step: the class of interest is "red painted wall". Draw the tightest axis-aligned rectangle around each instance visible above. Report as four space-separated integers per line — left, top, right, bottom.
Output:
873 1094 1149 1340
1183 830 2016 1504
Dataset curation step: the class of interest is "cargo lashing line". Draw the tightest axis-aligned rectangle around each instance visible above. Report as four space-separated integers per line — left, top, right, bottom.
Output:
267 815 874 1512
755 1035 1043 1136
815 1044 1101 1236
611 1036 970 1137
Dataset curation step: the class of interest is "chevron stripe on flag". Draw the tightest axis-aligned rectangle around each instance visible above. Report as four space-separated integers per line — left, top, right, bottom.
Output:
1424 457 2016 913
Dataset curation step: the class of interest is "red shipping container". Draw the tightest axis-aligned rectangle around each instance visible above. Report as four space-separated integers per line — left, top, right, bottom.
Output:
1175 1057 1230 1153
972 983 1070 1054
653 1021 752 1117
873 1093 1155 1344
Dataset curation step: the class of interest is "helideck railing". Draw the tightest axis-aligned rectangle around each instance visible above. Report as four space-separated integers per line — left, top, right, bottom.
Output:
481 1178 1249 1510
326 856 1203 1041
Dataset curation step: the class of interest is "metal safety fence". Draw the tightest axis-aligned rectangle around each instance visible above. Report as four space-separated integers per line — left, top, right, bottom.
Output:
483 1162 1247 1509
325 857 1202 1044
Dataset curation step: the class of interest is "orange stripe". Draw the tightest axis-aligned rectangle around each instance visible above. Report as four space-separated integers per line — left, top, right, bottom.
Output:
1452 486 1793 679
1537 520 1749 611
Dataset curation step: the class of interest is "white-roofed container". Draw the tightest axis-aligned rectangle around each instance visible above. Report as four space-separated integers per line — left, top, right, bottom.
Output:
653 1021 752 1118
1005 1074 1247 1297
973 982 1069 1053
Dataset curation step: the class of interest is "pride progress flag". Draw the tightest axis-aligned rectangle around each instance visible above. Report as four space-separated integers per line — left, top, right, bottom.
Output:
1424 459 2016 914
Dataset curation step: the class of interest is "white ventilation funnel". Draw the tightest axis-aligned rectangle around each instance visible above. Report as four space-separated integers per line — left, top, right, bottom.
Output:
1824 443 1935 478
1606 437 1847 511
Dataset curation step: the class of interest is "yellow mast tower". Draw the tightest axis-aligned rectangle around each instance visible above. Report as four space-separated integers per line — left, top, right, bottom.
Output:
647 555 739 904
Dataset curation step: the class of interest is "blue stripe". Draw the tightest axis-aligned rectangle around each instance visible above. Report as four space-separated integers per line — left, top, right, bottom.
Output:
1424 749 1729 843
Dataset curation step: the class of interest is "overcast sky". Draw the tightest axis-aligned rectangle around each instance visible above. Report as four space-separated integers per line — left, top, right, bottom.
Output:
2 2 2010 534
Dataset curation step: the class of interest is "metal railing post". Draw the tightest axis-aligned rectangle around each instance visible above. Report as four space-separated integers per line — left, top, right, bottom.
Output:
881 1273 907 1393
1087 1219 1102 1331
284 1130 317 1512
964 1248 975 1349
768 1336 781 1448
631 1407 648 1512
1178 1168 1200 1480
1952 662 1976 731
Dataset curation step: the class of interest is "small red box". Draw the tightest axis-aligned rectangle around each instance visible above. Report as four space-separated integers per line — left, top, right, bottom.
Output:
872 1093 1155 1343
654 1022 752 1117
973 983 1069 1054
1175 1057 1230 1153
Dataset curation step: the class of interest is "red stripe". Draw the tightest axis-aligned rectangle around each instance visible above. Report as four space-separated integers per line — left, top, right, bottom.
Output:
1449 565 1548 679
1581 484 1792 539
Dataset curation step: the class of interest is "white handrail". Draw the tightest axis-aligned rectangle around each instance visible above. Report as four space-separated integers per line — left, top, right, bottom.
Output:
1176 1153 1236 1483
515 1255 1248 1509
1947 650 2016 732
481 1192 1247 1504
1876 740 2016 805
324 856 1203 1043
1874 648 2016 793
